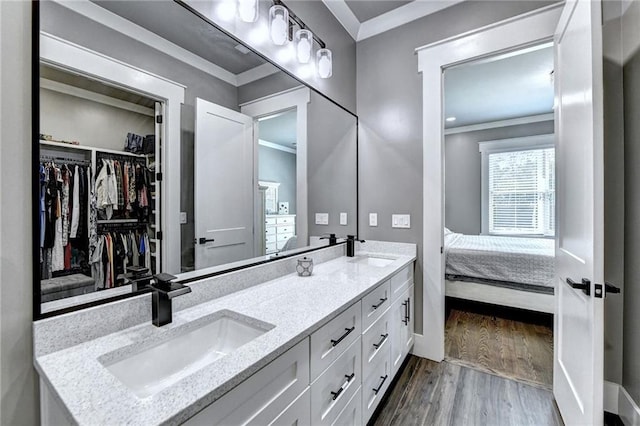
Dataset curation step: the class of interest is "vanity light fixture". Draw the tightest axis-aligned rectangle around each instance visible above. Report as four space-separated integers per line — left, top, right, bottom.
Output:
295 29 313 64
446 116 456 122
317 48 332 79
269 5 289 45
238 0 259 22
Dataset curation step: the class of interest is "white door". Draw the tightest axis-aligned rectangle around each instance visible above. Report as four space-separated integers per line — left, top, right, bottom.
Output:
553 1 605 424
194 98 254 269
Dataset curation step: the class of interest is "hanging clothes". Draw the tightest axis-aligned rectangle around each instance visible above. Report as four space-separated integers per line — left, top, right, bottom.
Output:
95 159 118 219
70 165 80 238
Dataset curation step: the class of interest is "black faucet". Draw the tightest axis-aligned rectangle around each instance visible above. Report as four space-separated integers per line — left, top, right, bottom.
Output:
346 235 365 257
320 233 338 246
150 273 191 327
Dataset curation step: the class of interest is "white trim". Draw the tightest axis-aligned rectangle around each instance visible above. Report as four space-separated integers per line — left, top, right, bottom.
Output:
51 0 240 86
604 381 619 414
415 5 562 362
236 63 280 86
444 113 554 135
619 384 640 425
40 32 185 274
241 87 310 248
259 139 297 154
320 0 360 41
40 78 155 117
358 0 465 41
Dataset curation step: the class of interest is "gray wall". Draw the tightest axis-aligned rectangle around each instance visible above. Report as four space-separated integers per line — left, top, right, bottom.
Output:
40 88 154 151
0 1 39 424
356 0 558 334
444 121 554 235
307 91 358 237
258 145 297 215
623 0 640 405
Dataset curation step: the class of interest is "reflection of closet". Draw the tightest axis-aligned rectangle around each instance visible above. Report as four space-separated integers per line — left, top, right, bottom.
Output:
265 214 296 254
39 65 162 301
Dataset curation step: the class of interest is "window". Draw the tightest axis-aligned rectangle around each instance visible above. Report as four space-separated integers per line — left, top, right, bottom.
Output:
480 135 555 237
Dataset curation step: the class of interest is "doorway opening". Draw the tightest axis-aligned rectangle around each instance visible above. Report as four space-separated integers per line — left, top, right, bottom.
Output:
442 42 555 388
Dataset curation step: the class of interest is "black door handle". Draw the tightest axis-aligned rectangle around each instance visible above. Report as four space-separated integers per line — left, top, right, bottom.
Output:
605 282 620 295
566 278 590 296
198 237 215 244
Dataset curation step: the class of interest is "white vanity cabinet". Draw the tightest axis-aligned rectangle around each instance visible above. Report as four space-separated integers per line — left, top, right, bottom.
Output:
390 284 415 376
184 338 310 426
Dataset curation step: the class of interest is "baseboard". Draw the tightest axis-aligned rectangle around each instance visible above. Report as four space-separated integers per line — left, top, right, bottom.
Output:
605 381 620 414
619 385 640 426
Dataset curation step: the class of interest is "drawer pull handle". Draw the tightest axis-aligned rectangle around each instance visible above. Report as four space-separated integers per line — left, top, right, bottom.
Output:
331 373 356 400
372 333 389 349
372 297 387 309
407 297 411 322
373 375 388 395
402 301 408 325
331 326 355 347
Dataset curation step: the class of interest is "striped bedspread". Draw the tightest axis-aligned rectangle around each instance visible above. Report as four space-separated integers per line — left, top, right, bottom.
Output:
444 233 555 288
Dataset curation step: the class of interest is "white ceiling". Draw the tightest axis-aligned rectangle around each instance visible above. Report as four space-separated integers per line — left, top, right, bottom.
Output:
444 44 555 128
259 109 298 150
344 0 412 22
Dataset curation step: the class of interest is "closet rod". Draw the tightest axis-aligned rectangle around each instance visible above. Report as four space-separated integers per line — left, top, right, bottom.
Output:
97 222 148 230
40 156 91 166
96 152 147 164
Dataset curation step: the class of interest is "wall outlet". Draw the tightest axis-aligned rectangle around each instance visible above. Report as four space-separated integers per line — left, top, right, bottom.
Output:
369 213 378 227
180 212 187 224
315 213 329 225
392 214 410 228
340 212 348 225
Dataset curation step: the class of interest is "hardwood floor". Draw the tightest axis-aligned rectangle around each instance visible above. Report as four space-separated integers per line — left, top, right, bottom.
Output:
444 308 554 388
371 356 563 426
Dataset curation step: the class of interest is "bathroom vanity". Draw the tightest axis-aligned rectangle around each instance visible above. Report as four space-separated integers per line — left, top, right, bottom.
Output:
34 241 416 425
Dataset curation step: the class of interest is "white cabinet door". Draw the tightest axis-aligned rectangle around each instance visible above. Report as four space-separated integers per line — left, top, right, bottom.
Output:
269 387 311 426
194 98 254 269
184 339 309 426
390 286 413 376
553 0 605 424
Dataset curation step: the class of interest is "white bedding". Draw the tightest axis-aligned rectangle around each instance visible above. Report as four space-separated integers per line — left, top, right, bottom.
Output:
444 232 555 288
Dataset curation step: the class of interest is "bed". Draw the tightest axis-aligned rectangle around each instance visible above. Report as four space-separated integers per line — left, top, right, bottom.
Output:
444 230 555 313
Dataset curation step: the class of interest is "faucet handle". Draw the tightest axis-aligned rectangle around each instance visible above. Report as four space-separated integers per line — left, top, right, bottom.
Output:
151 273 191 299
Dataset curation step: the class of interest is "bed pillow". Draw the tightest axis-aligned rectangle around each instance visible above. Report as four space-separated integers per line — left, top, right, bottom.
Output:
444 227 453 236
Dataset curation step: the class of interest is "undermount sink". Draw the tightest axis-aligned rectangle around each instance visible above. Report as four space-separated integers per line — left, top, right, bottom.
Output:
102 312 273 398
350 255 396 267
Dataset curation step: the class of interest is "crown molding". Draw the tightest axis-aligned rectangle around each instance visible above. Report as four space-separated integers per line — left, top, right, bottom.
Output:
236 63 281 86
322 0 465 42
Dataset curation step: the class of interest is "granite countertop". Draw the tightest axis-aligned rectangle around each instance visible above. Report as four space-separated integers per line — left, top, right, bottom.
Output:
35 248 415 425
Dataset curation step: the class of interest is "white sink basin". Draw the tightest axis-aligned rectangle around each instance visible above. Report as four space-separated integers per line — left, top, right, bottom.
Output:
103 313 273 398
351 255 396 267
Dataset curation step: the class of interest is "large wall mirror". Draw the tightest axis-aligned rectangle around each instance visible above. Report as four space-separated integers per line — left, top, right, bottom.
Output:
35 0 358 318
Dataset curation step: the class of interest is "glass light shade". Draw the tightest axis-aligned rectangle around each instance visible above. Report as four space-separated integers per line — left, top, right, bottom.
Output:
317 48 332 79
295 29 313 64
238 0 258 23
269 5 289 46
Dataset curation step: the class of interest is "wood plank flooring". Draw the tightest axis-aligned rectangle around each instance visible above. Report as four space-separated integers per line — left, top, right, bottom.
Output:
371 356 563 426
445 308 554 388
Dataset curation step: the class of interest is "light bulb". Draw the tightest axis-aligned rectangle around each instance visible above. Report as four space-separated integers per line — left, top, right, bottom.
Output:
238 0 258 23
269 6 289 46
317 48 332 79
295 29 312 64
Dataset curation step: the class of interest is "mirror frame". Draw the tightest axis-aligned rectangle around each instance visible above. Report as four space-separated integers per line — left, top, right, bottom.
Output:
32 0 359 320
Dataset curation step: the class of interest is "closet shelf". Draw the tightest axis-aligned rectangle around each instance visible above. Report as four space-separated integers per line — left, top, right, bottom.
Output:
40 140 148 158
97 219 142 224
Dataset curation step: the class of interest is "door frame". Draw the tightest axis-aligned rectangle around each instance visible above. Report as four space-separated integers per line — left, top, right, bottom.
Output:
414 4 563 361
241 86 311 249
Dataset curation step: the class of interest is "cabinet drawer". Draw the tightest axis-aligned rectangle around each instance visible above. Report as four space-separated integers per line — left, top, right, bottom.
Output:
269 387 310 426
361 310 390 379
390 265 413 301
265 217 277 225
265 227 276 236
362 355 392 423
277 226 294 235
277 232 293 242
333 386 362 426
311 337 362 426
361 280 390 331
266 234 277 244
310 302 362 380
184 339 310 426
276 216 295 225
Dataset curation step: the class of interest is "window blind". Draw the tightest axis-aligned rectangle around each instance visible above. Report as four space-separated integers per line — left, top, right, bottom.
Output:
488 148 555 236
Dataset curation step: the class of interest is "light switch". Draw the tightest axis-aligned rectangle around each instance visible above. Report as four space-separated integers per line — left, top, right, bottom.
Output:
340 212 348 225
315 213 329 225
392 214 411 228
369 213 378 227
180 212 187 224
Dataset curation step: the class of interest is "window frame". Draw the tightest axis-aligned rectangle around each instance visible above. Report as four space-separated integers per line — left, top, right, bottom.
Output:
479 134 555 237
